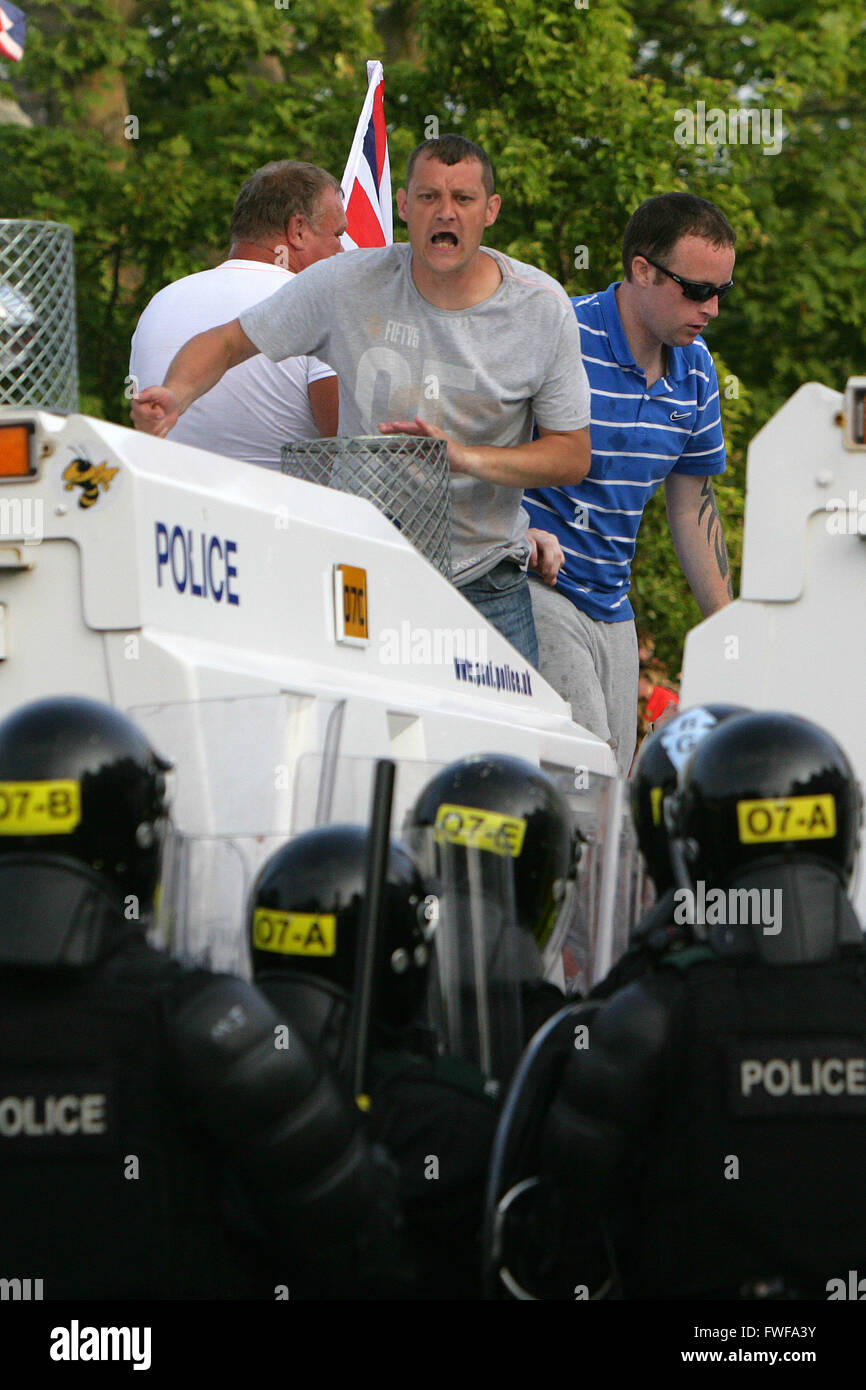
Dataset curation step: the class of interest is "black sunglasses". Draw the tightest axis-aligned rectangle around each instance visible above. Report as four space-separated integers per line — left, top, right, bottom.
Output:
642 255 734 303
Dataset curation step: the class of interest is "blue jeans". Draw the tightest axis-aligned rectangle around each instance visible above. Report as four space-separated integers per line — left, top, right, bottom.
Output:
459 561 539 666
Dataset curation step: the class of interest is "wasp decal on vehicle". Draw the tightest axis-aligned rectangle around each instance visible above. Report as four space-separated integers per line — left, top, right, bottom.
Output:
62 457 119 509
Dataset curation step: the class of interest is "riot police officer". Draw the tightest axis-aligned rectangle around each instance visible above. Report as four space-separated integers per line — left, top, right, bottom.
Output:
249 823 500 1299
405 752 582 1064
0 696 400 1299
488 711 866 1299
593 703 747 999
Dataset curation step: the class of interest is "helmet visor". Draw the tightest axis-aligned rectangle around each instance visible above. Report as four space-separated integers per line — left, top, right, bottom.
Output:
427 837 528 1086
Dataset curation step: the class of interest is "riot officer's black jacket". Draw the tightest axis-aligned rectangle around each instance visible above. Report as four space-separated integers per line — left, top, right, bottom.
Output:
258 973 500 1299
0 861 401 1300
588 887 683 1002
542 887 866 1299
367 1046 500 1299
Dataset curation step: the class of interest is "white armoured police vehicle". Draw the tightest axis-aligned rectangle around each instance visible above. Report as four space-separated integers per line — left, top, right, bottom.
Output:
2 377 863 975
0 407 623 982
681 377 866 922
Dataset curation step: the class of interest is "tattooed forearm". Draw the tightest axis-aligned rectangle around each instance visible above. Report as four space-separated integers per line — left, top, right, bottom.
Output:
697 478 733 597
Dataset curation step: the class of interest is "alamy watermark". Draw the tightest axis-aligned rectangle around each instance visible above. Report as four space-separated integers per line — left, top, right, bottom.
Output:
0 496 43 545
50 1322 152 1370
0 1276 43 1299
674 881 782 934
674 100 783 157
379 621 488 667
825 491 866 535
828 1270 866 1299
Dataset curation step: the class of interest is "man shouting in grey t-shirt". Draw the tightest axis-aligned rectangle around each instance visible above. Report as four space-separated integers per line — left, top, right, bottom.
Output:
131 134 591 664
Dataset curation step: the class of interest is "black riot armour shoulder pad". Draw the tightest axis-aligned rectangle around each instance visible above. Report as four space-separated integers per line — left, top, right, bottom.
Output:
167 974 355 1172
166 971 404 1294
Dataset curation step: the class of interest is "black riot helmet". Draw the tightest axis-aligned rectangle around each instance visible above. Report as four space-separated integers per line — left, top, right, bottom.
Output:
674 711 861 889
0 696 171 966
248 825 432 1046
404 753 580 961
630 704 748 891
0 695 171 903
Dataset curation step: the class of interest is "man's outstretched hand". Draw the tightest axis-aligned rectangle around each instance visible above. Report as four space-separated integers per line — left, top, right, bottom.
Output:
131 386 182 438
129 320 259 439
527 528 564 585
379 417 472 474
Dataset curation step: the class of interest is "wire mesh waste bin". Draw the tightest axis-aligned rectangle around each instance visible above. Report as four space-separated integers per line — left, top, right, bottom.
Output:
281 434 452 577
0 220 79 412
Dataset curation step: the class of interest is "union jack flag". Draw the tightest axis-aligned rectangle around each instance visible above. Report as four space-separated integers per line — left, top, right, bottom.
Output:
340 61 392 251
0 1 26 62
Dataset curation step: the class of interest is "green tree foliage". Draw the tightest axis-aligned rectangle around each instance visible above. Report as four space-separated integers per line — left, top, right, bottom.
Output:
1 0 377 415
388 0 679 285
625 0 865 665
1 0 863 668
384 0 864 666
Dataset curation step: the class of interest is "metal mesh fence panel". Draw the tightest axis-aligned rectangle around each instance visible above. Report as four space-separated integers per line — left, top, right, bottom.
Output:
281 434 452 577
0 220 79 412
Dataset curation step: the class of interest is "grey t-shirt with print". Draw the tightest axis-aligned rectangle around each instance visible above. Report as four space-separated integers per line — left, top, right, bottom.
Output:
239 243 590 584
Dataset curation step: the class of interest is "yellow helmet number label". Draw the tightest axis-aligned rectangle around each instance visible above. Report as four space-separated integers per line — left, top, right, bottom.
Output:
736 794 836 844
0 780 81 835
252 909 337 956
434 804 527 857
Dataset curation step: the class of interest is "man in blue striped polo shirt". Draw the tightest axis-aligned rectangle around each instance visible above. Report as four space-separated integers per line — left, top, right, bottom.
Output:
524 194 735 773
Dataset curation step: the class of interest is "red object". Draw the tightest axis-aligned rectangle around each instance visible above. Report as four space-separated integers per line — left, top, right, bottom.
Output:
0 1 26 61
345 181 387 249
341 61 392 251
646 685 679 722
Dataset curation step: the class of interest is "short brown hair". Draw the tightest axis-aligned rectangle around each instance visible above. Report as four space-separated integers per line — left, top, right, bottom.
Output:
405 134 495 197
622 193 735 280
229 161 341 241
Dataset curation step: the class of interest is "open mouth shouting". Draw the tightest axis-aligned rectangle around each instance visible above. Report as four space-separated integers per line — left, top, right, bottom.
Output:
430 231 459 248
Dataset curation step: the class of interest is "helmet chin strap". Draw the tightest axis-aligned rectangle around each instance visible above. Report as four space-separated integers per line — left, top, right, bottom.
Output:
664 800 691 888
668 835 694 900
664 797 705 938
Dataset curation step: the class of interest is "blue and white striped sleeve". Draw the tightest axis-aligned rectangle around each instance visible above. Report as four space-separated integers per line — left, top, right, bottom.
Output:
675 354 726 475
